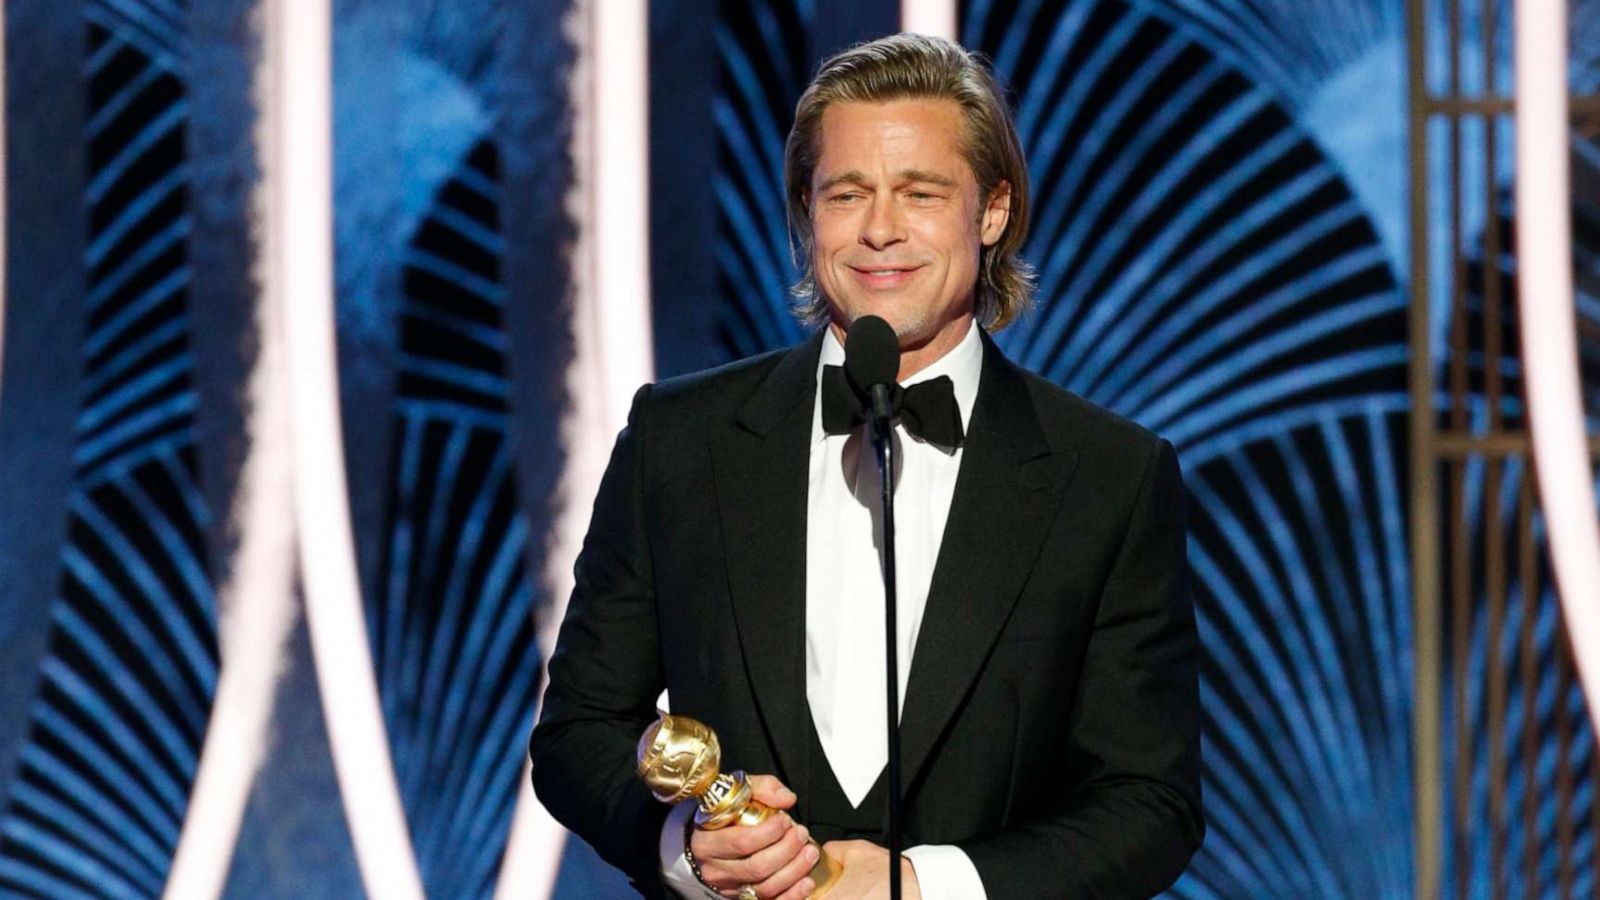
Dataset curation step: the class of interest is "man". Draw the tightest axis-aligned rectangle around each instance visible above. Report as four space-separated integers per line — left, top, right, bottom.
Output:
530 34 1203 899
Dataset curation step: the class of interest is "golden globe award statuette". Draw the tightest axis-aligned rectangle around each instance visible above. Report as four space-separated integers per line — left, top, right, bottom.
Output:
637 713 841 898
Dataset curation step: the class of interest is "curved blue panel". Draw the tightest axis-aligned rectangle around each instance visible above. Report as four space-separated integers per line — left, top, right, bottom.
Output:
1127 0 1404 106
0 7 217 898
712 0 816 360
367 141 541 900
85 0 184 64
1574 134 1600 426
965 1 1407 450
1448 165 1599 437
1181 412 1412 897
1431 456 1599 900
1428 142 1600 898
330 2 575 894
961 2 1415 895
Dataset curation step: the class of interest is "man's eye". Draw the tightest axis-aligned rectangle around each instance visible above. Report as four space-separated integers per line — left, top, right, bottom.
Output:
830 192 862 203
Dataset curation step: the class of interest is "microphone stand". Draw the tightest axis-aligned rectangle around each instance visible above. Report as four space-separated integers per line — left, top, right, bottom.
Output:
865 384 903 900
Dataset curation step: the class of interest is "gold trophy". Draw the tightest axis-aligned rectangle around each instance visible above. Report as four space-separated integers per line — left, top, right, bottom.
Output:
637 713 841 897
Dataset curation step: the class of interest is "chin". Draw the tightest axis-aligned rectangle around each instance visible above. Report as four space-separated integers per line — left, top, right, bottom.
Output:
888 316 933 343
832 298 918 332
841 312 921 344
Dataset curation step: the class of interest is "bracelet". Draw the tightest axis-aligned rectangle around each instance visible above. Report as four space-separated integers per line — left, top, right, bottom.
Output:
682 819 711 888
683 843 707 884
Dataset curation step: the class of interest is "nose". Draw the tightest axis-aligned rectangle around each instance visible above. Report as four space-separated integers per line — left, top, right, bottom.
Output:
859 193 905 250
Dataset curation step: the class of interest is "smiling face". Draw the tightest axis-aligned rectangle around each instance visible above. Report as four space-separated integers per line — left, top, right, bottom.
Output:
809 98 1010 375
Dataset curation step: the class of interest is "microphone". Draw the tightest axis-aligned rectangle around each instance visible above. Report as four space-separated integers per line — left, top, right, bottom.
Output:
841 313 906 900
843 315 901 442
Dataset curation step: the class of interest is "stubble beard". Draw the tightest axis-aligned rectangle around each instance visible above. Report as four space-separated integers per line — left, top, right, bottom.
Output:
829 292 932 349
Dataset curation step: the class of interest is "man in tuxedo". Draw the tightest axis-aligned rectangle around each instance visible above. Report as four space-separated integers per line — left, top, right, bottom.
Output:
530 34 1203 899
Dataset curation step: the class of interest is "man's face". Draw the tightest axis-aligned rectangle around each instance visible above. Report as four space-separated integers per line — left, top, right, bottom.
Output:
809 98 1009 353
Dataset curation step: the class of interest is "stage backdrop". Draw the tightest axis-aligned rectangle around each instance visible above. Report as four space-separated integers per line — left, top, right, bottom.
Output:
0 0 1596 898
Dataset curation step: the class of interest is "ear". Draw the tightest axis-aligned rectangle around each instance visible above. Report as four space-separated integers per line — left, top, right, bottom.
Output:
980 180 1011 247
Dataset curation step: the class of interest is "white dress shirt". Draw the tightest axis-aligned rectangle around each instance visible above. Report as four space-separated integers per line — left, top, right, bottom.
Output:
662 323 988 900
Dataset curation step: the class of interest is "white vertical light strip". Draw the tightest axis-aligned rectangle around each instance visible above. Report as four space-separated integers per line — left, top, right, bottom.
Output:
561 0 654 658
494 0 655 897
161 116 298 898
901 0 958 40
271 0 426 897
591 0 656 419
1515 0 1600 732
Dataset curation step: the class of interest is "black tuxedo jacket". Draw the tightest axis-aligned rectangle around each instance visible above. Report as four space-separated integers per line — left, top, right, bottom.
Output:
530 330 1203 898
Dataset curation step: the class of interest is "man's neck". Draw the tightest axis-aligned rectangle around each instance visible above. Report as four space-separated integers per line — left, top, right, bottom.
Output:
828 314 976 382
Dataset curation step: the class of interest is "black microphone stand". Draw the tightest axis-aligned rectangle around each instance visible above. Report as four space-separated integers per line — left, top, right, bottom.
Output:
865 383 903 900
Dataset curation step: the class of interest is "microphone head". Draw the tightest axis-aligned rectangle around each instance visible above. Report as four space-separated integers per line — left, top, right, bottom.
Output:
843 315 901 392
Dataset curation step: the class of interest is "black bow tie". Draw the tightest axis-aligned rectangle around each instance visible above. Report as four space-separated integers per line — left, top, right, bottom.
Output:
820 364 965 448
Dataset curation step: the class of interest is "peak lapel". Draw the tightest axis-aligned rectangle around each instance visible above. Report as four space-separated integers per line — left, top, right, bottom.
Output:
707 332 824 786
899 333 1077 792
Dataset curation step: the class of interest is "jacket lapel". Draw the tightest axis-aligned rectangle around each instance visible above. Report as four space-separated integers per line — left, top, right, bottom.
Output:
708 332 824 787
898 332 1078 792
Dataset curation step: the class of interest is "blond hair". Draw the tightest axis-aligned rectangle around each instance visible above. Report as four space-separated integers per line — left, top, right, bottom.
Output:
783 33 1035 330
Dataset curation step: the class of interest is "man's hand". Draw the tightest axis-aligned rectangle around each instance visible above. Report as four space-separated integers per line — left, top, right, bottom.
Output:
689 774 819 899
817 840 921 900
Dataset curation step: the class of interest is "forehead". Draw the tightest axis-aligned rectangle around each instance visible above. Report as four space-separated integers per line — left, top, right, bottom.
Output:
814 98 971 178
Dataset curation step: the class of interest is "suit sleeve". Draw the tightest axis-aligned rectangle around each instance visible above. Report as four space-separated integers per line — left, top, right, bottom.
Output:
529 385 671 897
958 438 1205 898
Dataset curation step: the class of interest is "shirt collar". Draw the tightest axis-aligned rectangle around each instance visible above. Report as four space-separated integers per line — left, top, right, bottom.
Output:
813 319 983 446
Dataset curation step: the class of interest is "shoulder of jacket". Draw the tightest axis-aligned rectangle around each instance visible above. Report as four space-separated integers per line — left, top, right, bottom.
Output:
636 344 795 420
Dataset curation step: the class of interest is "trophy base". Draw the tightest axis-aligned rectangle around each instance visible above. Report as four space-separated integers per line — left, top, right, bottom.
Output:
804 839 843 899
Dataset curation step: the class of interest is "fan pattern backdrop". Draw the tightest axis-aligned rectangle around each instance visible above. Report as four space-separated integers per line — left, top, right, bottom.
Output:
690 0 1597 897
331 0 567 896
0 2 219 896
0 0 1598 897
970 2 1415 895
710 0 813 359
369 139 538 900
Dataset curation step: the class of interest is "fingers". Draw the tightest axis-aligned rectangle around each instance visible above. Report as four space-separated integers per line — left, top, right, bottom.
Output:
693 814 806 891
728 822 811 893
772 876 817 900
687 774 805 896
746 774 797 810
755 834 821 900
692 812 789 862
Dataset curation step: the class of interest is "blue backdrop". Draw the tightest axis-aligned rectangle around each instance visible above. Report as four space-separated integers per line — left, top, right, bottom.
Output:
1 0 1598 896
